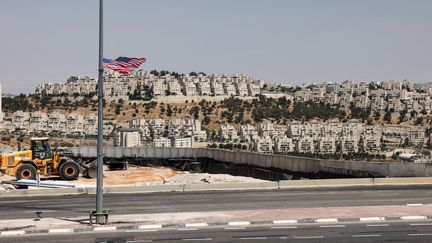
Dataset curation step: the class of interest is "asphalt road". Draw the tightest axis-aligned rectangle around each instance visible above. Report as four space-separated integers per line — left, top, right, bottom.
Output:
2 185 432 220
3 221 432 242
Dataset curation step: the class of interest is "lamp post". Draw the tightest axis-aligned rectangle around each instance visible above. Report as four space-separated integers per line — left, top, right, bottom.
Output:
94 0 107 225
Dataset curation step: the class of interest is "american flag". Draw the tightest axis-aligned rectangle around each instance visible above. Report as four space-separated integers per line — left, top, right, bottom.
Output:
103 58 131 75
103 56 146 75
115 57 146 69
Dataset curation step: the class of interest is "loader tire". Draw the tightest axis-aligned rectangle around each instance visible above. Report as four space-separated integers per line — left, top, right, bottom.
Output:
15 163 37 180
59 161 80 180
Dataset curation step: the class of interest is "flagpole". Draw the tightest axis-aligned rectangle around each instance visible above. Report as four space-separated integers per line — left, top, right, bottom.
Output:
95 0 107 224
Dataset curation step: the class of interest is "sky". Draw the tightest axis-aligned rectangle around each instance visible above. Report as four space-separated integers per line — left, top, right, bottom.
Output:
0 0 432 94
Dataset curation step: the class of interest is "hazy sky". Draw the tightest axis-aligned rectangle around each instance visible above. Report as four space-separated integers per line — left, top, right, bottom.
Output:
1 0 431 94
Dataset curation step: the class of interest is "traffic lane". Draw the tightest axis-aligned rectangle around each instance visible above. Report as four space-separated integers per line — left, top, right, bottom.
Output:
2 220 432 243
2 186 432 219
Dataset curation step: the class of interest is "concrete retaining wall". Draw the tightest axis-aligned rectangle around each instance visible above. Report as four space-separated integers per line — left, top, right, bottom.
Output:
67 147 432 178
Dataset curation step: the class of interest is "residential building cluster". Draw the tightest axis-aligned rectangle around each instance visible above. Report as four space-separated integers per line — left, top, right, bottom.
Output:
7 111 115 136
116 118 207 148
35 70 263 101
218 121 386 154
294 80 432 114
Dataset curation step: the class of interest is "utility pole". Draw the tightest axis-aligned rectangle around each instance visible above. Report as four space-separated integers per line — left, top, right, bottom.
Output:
93 0 108 225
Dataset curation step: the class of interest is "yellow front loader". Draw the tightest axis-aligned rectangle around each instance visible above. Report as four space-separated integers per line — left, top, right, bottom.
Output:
0 137 80 180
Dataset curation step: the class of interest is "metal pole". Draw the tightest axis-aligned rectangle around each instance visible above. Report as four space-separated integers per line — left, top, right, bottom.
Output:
96 0 106 224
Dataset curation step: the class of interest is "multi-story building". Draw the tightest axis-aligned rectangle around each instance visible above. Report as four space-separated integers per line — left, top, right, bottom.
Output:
254 136 274 153
275 136 294 153
219 124 239 141
114 128 141 147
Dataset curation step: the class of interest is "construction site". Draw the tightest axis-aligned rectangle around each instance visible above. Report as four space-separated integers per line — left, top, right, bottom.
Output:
0 137 272 191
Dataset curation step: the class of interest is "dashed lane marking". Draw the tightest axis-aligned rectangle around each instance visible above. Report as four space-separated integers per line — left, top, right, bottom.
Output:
225 227 246 230
353 234 381 238
138 225 162 230
228 221 251 226
407 204 423 206
0 230 26 236
401 216 427 220
177 228 198 231
239 237 268 240
271 226 297 229
294 236 324 239
359 217 385 221
316 218 338 223
273 220 298 224
408 233 432 236
93 226 117 231
48 229 73 233
366 224 389 227
185 223 209 227
182 238 212 241
320 225 346 228
410 223 432 226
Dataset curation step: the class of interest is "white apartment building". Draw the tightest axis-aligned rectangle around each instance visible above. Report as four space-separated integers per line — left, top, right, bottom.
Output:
167 80 182 95
183 82 197 96
275 136 294 153
153 137 171 147
317 138 336 154
340 137 359 154
219 124 239 141
254 136 274 153
171 136 193 148
239 124 258 142
114 128 141 147
296 137 314 153
198 82 212 96
224 83 237 96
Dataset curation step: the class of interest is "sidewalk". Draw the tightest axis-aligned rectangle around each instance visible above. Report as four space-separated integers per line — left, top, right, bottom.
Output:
1 204 432 236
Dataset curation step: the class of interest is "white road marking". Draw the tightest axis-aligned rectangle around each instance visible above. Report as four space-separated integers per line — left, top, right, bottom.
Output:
410 223 432 226
320 225 346 228
225 227 246 230
93 226 117 231
240 237 267 240
401 216 427 220
280 236 288 239
353 234 381 238
177 228 198 231
294 236 324 239
228 221 250 226
408 233 432 236
0 230 26 236
271 226 298 229
182 238 212 241
138 224 162 230
407 204 423 206
48 228 73 233
273 220 298 224
359 217 385 221
366 224 389 227
126 240 153 243
185 223 209 227
316 218 338 223
126 230 158 232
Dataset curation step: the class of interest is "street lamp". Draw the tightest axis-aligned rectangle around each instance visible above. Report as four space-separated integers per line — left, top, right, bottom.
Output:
90 0 108 225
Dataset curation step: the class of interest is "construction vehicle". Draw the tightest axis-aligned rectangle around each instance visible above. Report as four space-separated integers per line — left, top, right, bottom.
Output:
0 137 80 180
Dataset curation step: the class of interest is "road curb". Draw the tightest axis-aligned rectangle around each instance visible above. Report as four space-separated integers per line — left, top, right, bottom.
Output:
3 177 432 198
1 215 432 237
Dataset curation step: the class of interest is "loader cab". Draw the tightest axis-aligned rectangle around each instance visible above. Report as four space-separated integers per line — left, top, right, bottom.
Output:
30 137 53 160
